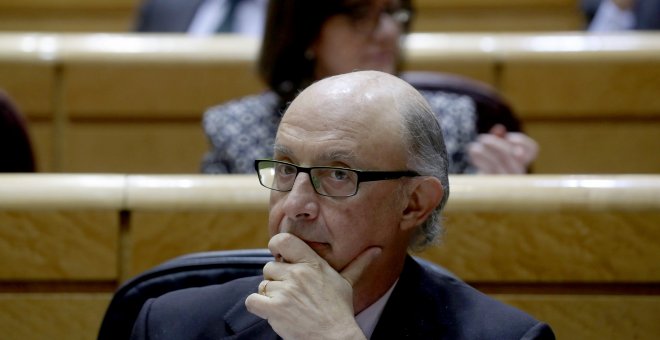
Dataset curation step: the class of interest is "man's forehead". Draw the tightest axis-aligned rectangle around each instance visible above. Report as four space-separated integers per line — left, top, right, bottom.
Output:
285 80 395 123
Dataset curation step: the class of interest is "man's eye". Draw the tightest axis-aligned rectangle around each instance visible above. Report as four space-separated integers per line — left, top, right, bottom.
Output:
276 165 296 175
330 169 350 180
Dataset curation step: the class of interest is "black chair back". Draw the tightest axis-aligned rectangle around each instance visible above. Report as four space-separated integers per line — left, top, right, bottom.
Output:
402 71 522 134
97 249 272 340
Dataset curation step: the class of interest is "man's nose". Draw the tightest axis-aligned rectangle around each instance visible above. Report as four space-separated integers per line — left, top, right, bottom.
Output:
281 172 319 220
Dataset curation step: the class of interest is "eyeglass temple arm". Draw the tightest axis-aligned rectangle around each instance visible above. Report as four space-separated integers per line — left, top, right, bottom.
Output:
358 170 420 183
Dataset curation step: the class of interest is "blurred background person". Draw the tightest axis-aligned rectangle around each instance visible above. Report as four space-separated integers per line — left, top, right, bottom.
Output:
582 0 660 31
135 0 269 36
201 0 538 175
0 90 35 172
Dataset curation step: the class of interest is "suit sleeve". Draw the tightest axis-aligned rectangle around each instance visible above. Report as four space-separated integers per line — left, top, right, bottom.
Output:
130 298 155 340
520 322 556 340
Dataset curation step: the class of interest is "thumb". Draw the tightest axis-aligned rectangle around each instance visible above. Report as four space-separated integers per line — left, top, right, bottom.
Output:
340 247 381 286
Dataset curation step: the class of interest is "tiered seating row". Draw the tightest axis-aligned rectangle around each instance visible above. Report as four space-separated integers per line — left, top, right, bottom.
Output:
0 174 659 339
2 32 659 174
0 0 585 33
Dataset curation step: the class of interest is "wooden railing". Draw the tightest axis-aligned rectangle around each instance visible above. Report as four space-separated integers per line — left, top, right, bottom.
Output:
0 174 659 339
2 32 659 174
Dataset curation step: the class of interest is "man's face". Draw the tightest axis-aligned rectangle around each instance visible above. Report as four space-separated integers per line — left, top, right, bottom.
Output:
267 76 412 272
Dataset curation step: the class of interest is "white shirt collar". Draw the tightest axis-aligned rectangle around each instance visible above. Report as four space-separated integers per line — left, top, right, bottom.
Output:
354 279 399 339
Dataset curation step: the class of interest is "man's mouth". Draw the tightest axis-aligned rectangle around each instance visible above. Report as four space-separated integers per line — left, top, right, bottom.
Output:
304 240 330 252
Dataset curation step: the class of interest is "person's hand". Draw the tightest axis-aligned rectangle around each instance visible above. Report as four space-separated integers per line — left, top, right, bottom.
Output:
245 233 380 340
467 124 538 174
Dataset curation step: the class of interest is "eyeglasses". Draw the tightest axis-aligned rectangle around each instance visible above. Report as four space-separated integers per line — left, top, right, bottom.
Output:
255 159 420 197
338 4 411 35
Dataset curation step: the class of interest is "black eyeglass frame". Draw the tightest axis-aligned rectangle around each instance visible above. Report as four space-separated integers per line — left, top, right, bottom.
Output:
254 159 420 197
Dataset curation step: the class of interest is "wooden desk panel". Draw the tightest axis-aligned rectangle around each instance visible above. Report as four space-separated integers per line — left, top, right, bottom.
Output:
501 58 660 118
0 174 123 280
27 121 54 172
63 61 263 119
0 211 118 280
0 0 135 9
413 8 583 32
64 121 207 173
0 62 55 119
402 0 583 32
0 11 133 33
0 0 134 33
526 120 660 173
128 211 270 280
497 295 660 340
424 211 660 282
414 0 578 7
0 293 112 340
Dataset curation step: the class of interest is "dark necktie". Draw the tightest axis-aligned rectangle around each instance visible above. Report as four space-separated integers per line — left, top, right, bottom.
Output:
217 0 240 32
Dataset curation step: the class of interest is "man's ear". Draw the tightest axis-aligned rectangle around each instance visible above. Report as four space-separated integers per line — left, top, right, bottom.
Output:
400 177 443 231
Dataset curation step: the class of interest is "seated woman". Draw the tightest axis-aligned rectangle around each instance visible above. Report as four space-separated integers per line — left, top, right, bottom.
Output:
201 0 537 174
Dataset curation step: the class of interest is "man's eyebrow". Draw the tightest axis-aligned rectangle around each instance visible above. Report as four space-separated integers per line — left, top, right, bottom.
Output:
272 145 356 164
273 144 292 157
321 150 357 164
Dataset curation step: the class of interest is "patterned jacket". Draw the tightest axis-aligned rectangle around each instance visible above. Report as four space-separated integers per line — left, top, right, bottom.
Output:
201 90 476 174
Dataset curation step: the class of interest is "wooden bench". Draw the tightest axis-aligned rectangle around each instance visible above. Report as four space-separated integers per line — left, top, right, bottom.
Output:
413 0 585 32
0 0 585 33
2 32 659 174
0 0 136 32
0 174 658 339
493 32 660 173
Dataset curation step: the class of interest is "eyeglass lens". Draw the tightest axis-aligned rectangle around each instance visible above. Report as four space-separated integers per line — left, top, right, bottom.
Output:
257 161 359 197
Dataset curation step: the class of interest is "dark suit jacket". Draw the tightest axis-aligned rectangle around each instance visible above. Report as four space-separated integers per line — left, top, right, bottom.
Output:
135 0 204 32
130 256 555 339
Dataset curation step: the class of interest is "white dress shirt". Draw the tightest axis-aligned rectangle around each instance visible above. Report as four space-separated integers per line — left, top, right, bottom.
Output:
588 0 636 31
188 0 267 36
355 280 399 339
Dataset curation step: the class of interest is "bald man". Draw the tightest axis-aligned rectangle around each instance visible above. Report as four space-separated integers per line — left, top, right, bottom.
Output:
131 71 554 339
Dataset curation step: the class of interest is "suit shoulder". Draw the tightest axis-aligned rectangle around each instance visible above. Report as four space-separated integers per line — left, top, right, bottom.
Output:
149 275 260 311
136 276 262 338
413 259 555 339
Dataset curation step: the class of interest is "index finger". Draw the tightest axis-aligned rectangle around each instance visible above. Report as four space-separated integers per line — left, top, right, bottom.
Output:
268 232 321 265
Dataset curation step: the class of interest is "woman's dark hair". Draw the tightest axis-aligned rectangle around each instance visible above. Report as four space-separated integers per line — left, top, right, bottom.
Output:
257 0 413 107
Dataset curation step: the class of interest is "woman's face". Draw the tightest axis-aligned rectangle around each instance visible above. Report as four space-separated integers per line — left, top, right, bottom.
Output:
311 0 408 80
